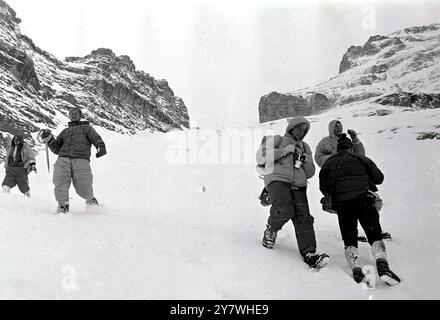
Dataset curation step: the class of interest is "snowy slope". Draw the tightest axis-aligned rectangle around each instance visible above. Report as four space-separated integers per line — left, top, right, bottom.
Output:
1 104 439 299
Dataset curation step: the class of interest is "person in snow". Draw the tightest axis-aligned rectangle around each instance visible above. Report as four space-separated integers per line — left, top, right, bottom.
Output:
256 116 329 269
319 134 400 286
314 120 365 168
2 135 36 197
315 120 391 241
39 107 107 214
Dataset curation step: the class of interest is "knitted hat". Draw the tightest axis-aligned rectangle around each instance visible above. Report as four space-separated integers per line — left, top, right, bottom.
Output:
337 133 353 151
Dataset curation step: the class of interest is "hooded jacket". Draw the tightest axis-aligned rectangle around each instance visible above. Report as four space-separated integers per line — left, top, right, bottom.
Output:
47 121 105 161
256 117 315 188
314 120 365 168
4 135 36 169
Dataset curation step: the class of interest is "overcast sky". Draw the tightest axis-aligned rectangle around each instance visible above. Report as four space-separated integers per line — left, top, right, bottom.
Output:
6 0 440 128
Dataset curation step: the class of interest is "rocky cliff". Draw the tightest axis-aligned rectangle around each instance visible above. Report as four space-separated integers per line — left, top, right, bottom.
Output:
0 0 190 159
259 23 440 123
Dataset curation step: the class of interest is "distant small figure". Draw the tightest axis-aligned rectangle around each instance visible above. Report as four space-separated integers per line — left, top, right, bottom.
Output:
2 135 36 197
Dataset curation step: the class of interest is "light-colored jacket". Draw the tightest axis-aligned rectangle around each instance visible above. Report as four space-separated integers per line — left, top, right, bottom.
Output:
314 120 365 168
256 117 315 188
4 142 36 169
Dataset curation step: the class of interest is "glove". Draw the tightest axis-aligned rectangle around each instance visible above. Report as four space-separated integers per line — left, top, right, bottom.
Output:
282 144 296 156
40 129 53 143
347 129 359 143
27 162 37 175
96 146 107 158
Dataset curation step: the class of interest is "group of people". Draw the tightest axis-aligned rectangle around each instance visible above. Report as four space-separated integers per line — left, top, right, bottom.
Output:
256 116 401 286
2 107 107 214
2 108 400 286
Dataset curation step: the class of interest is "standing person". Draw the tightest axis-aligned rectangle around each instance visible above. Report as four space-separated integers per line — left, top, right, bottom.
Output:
256 117 329 269
319 134 400 286
315 120 390 241
39 107 107 214
2 135 36 197
315 120 365 168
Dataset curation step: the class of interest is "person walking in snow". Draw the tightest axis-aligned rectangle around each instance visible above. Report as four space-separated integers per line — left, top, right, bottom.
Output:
2 134 36 197
319 134 400 286
315 120 365 168
256 116 329 269
39 107 107 214
315 120 391 241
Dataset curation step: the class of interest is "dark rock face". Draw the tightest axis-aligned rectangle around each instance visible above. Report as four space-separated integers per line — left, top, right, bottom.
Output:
259 92 333 123
0 40 40 90
404 25 440 34
375 92 440 109
0 0 190 159
339 36 406 74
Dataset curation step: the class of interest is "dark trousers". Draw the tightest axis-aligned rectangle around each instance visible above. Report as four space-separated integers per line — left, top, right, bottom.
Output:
2 166 30 193
266 181 317 256
336 197 383 247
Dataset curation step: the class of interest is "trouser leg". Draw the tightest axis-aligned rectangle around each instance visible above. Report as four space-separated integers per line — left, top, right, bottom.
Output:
71 158 94 201
15 167 30 194
2 167 17 190
358 205 383 245
266 181 295 231
53 157 72 204
290 189 317 256
336 201 360 248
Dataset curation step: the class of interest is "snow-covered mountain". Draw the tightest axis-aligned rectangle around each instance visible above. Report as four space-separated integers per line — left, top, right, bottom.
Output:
259 23 440 123
0 0 189 159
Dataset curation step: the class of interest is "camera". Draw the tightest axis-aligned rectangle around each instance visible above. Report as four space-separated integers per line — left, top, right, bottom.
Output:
295 154 306 169
294 153 307 169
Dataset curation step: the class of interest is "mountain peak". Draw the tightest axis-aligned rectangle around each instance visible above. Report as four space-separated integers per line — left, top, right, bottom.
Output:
259 23 440 123
0 0 21 24
90 48 116 57
0 0 190 160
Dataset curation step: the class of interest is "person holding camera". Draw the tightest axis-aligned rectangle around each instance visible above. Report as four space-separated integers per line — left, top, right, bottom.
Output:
319 134 400 286
2 134 36 197
256 117 329 269
39 107 107 214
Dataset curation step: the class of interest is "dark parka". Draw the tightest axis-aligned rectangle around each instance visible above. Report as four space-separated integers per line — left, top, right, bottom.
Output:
48 121 105 160
319 151 384 202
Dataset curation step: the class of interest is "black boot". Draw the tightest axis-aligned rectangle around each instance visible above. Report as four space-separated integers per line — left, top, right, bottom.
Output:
381 232 392 240
304 252 329 269
86 197 99 206
56 203 69 214
376 258 401 286
352 267 365 283
262 224 277 249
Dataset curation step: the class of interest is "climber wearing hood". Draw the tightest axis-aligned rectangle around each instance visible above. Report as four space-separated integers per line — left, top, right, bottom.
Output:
314 120 365 168
2 134 36 197
256 116 329 269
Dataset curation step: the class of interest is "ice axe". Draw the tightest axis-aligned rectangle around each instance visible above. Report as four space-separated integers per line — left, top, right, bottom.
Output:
37 129 51 174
